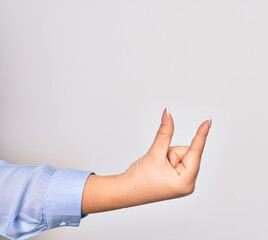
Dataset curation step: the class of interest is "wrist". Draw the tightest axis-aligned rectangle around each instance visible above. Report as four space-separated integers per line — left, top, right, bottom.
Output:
81 173 127 214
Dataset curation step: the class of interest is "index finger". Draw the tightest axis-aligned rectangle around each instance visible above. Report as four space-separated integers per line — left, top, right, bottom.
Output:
181 118 211 172
189 118 211 154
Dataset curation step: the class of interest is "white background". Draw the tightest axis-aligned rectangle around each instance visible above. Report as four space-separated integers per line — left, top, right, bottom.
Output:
0 0 267 239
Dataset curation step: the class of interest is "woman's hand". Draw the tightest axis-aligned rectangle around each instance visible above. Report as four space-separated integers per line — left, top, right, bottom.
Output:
82 108 211 214
121 108 211 204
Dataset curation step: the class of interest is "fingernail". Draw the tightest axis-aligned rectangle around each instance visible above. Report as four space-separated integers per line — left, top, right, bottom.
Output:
208 116 212 128
161 107 169 125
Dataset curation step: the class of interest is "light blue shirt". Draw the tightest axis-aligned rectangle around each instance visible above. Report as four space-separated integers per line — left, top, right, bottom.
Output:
0 160 94 240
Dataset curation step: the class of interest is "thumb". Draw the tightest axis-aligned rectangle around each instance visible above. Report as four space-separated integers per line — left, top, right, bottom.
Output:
147 107 174 157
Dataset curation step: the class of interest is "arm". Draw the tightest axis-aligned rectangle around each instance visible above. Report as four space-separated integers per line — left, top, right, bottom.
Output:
82 108 211 214
0 108 210 239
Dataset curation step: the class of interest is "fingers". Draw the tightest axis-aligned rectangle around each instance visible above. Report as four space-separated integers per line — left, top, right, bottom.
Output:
189 119 211 154
167 146 189 168
182 119 211 172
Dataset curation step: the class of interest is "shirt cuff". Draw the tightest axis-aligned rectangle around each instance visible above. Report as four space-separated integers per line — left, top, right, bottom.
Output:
44 168 95 229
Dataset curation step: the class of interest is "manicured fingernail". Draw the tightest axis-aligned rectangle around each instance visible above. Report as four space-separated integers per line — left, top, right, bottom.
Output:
161 107 169 125
208 116 212 128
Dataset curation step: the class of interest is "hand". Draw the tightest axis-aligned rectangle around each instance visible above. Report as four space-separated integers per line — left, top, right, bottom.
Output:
82 108 211 214
122 108 211 205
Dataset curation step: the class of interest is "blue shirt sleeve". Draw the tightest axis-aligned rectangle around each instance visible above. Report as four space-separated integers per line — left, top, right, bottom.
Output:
0 160 95 240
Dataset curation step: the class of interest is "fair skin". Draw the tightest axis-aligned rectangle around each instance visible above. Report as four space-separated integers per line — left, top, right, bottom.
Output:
81 108 212 214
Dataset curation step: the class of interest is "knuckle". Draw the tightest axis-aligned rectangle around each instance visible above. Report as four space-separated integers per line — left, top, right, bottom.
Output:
184 183 195 195
156 129 166 138
156 129 171 139
172 179 196 197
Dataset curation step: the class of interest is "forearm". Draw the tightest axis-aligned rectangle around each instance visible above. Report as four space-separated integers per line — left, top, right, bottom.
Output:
81 173 130 214
81 171 164 214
